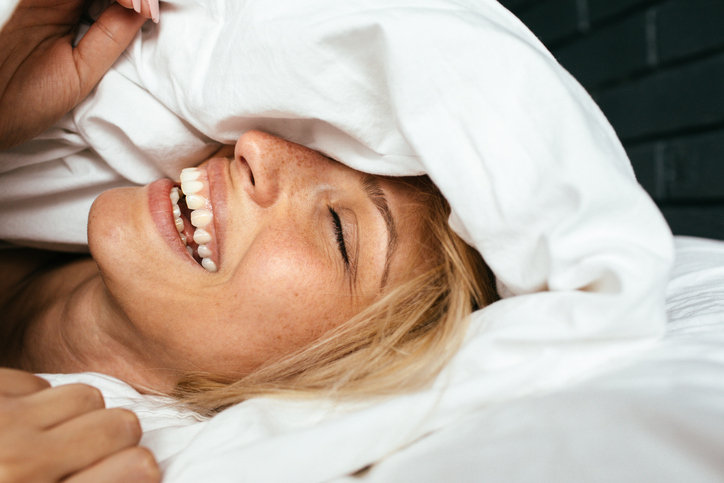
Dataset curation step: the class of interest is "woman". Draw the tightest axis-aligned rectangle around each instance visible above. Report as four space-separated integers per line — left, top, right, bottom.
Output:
0 136 496 483
0 2 498 481
1 129 497 405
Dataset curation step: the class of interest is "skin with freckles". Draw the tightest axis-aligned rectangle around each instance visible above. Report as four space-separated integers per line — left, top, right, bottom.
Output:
5 131 431 393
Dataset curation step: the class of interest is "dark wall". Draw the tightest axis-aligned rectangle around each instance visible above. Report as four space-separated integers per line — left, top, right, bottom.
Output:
497 0 724 240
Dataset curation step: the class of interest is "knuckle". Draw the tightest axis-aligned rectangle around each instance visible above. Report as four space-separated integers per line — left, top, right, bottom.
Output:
0 369 50 393
127 447 161 482
72 384 105 409
108 408 142 442
26 375 51 393
94 19 121 46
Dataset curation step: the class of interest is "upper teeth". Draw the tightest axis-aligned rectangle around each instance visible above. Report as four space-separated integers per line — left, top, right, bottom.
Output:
170 167 217 273
192 228 212 245
197 244 212 258
191 209 212 228
185 194 205 210
181 180 203 194
179 169 201 182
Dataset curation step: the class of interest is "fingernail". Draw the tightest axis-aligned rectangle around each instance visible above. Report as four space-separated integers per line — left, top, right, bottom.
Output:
148 0 160 23
132 0 141 13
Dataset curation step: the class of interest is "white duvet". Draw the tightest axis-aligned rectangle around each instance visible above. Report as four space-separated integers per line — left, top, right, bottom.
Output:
1 0 679 481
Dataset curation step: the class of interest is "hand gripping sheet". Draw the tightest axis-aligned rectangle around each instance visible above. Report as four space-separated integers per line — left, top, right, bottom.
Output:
0 0 674 481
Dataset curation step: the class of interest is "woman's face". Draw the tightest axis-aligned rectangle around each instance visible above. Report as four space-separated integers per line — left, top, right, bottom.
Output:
88 131 429 379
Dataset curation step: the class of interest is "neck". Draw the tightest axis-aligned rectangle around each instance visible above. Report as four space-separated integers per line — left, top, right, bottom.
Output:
2 253 175 394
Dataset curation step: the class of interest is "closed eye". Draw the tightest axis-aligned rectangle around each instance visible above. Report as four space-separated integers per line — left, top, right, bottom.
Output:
329 207 349 267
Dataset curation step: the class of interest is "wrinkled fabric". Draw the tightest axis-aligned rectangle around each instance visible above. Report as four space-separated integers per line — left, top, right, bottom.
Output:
0 0 20 30
2 0 675 481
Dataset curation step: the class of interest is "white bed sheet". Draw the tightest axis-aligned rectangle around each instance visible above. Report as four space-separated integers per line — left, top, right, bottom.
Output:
41 236 724 482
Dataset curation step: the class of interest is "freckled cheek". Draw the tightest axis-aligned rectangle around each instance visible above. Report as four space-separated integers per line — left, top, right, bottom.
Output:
235 240 348 343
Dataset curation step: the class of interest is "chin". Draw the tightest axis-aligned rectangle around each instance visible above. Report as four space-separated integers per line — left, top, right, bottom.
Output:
87 184 195 345
88 186 154 299
89 187 136 264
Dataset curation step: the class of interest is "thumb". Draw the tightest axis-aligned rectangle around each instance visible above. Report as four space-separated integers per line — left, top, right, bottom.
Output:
73 3 148 99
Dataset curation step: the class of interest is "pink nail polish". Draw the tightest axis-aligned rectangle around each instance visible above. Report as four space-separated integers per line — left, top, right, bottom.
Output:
132 0 141 13
148 0 160 23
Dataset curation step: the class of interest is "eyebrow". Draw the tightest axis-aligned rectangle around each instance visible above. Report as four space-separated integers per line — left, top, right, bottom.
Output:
362 175 398 289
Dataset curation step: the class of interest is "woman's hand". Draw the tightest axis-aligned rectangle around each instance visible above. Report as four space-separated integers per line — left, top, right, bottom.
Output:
0 0 157 150
0 368 160 482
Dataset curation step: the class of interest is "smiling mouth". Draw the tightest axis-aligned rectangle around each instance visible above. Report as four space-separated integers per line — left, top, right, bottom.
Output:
170 167 219 273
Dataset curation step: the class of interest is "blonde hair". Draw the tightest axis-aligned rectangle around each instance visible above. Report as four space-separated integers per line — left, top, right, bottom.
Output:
172 176 498 415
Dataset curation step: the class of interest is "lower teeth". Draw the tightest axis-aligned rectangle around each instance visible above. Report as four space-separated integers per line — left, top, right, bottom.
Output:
202 258 218 272
193 228 212 245
197 244 212 258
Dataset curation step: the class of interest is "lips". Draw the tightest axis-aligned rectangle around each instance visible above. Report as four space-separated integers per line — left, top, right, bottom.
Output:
205 157 232 270
148 178 195 265
148 162 226 272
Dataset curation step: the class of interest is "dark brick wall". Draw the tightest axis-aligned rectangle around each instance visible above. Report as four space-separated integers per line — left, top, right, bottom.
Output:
498 0 724 240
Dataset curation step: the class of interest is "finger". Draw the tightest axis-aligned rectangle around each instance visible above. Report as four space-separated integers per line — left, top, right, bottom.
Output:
47 408 143 479
23 384 105 429
64 447 160 483
115 0 158 22
72 2 148 100
0 368 51 397
114 0 137 11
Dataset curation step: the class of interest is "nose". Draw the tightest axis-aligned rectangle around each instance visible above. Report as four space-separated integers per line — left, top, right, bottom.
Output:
234 130 320 208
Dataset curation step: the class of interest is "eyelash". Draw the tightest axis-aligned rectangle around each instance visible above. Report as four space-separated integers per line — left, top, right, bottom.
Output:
329 207 349 266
